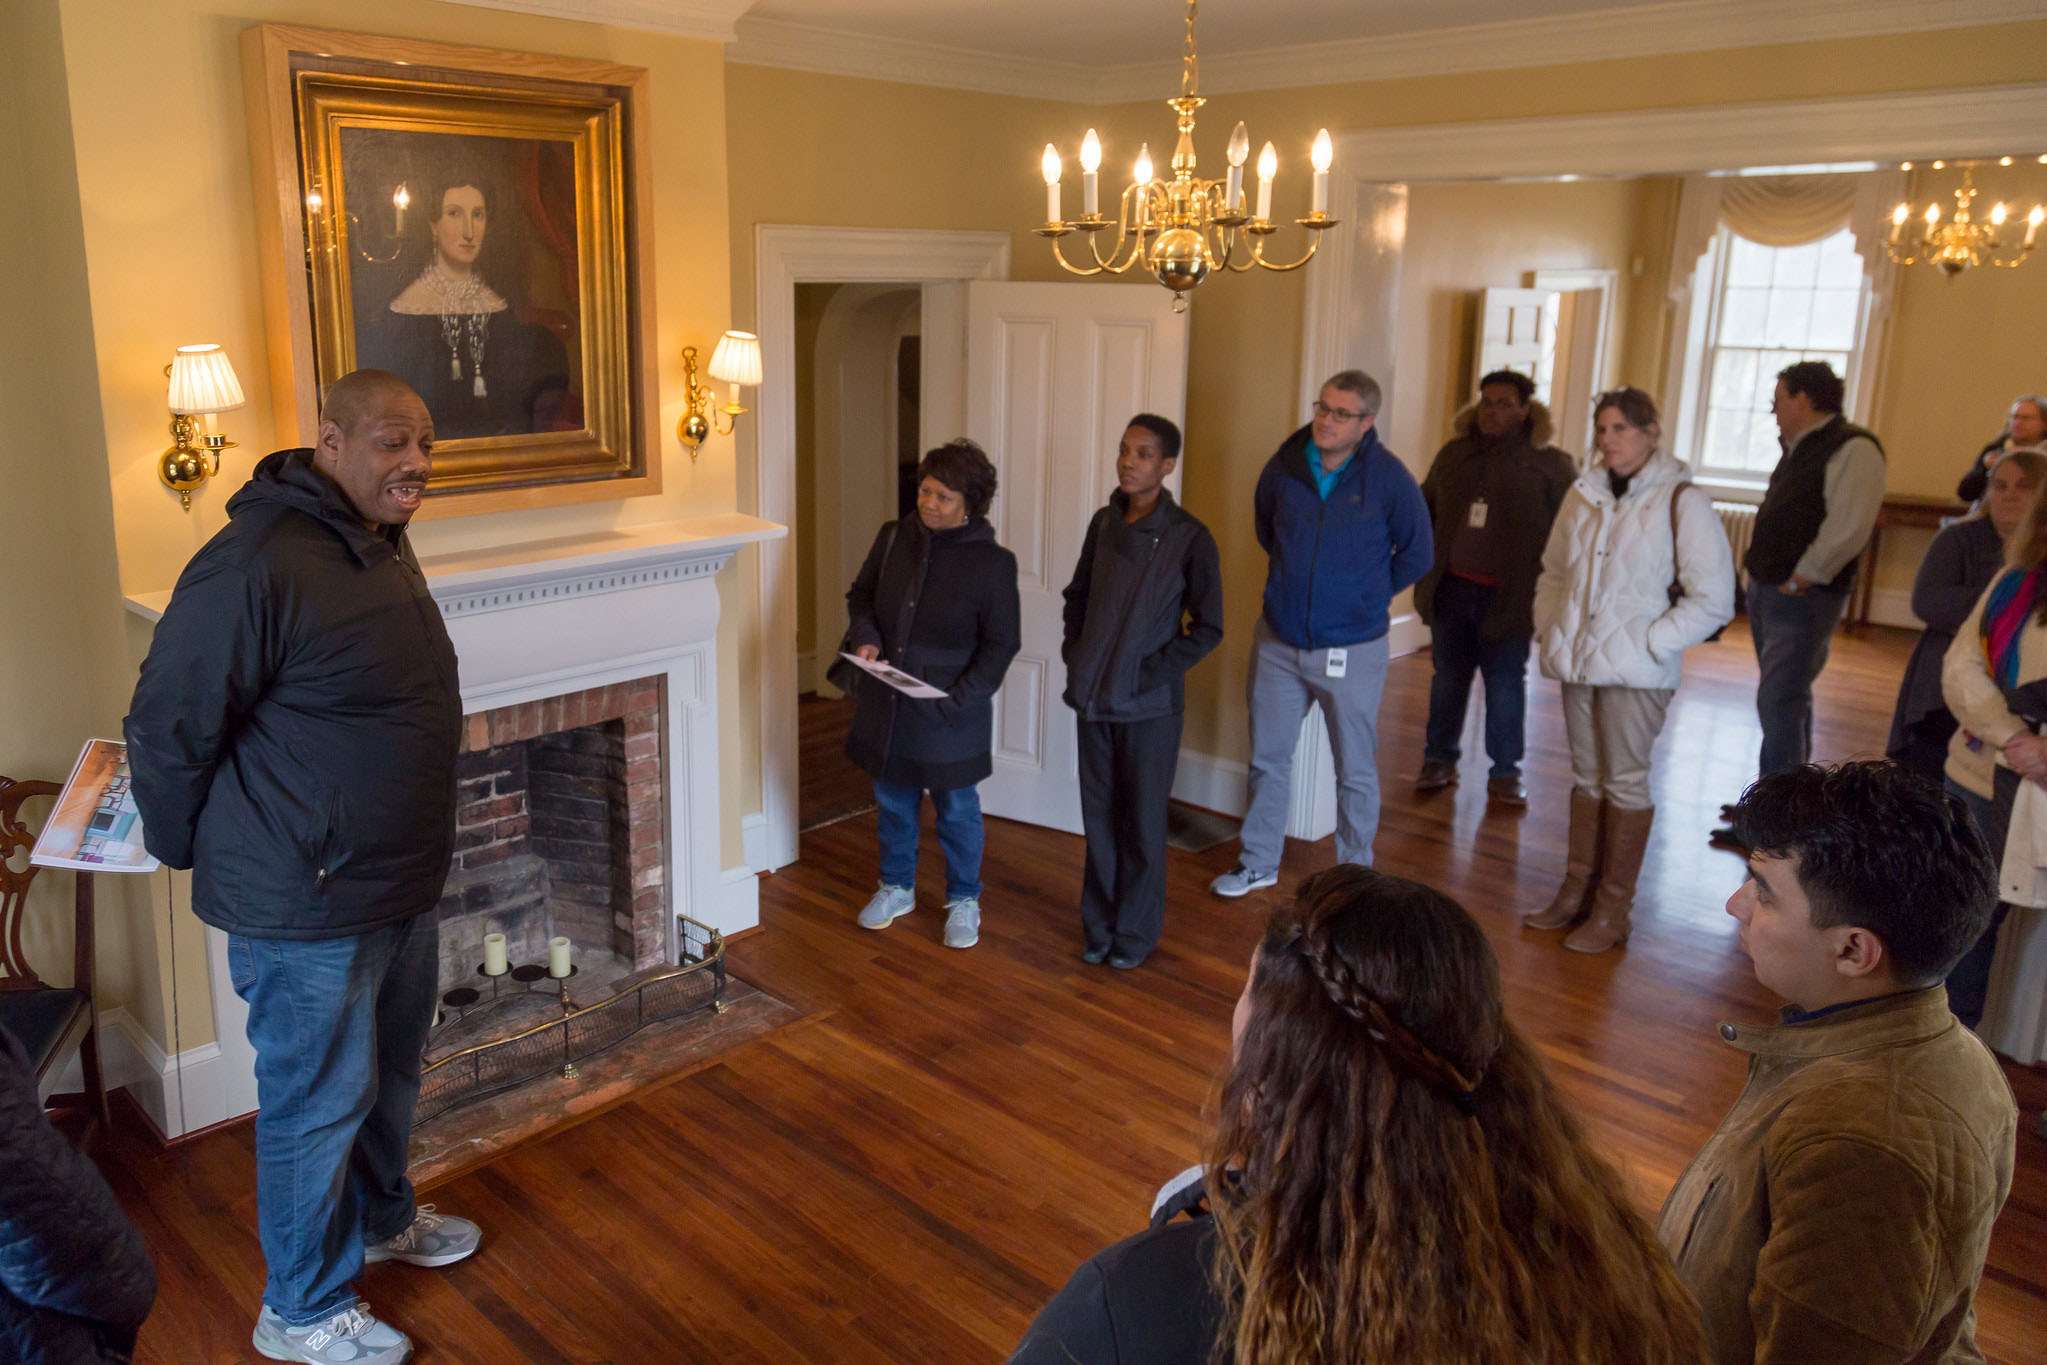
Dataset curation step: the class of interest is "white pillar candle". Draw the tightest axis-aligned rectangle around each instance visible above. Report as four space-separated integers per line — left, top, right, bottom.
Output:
482 932 508 976
548 936 572 978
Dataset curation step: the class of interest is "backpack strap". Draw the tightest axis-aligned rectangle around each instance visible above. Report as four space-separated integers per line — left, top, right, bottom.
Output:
1668 481 1693 604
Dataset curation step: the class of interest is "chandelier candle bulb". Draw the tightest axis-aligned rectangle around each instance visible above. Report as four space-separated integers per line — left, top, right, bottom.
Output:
1256 141 1277 221
1226 121 1249 210
483 932 507 977
1081 129 1102 216
2028 206 2044 249
1310 129 1332 215
392 183 409 236
1042 144 1062 223
548 936 572 978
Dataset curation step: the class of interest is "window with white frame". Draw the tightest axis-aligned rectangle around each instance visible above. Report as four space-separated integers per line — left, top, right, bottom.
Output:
1686 225 1869 482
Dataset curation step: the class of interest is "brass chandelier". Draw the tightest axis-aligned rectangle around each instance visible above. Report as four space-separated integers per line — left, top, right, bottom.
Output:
1884 157 2043 277
1035 0 1337 311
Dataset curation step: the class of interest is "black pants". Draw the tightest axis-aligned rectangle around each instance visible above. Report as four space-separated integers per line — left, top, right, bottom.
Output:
1078 712 1183 958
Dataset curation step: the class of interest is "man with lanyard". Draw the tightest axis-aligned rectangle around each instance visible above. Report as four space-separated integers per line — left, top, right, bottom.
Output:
1210 369 1432 897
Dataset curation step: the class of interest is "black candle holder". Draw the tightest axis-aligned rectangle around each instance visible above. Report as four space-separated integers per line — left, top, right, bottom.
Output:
433 959 581 1037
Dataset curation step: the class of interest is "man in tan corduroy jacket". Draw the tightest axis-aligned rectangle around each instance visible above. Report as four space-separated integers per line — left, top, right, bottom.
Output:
1659 761 2017 1364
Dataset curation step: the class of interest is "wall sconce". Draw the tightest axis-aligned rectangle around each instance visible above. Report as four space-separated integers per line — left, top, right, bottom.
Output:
678 330 762 459
159 344 246 511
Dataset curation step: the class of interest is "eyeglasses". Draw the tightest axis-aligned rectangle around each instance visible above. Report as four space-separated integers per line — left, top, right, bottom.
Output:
1312 400 1366 423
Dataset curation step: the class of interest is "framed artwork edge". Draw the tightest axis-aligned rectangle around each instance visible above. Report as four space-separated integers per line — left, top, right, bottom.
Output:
239 23 663 516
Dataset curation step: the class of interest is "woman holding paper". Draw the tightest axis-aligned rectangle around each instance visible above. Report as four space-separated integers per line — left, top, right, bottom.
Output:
843 439 1021 951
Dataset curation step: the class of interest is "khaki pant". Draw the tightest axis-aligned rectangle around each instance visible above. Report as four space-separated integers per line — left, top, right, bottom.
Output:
1560 682 1674 812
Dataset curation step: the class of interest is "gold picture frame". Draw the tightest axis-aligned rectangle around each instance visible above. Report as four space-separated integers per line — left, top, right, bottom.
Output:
243 26 660 515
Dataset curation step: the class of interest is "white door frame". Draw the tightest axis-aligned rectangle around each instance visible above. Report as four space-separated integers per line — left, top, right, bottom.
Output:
754 226 1012 871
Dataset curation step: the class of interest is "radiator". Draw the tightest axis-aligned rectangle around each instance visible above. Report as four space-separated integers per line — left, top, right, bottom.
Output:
1714 501 1757 582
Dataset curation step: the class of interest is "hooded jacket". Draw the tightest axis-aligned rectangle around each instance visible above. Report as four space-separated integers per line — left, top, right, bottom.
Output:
1531 449 1736 690
1252 423 1431 650
124 449 462 939
0 1025 156 1364
1413 400 1577 644
1060 487 1223 723
1656 989 2014 1365
843 513 1021 791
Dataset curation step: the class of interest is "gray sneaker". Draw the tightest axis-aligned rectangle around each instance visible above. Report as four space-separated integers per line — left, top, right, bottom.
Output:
943 897 981 948
254 1302 412 1365
363 1204 479 1268
1209 864 1278 898
857 884 915 930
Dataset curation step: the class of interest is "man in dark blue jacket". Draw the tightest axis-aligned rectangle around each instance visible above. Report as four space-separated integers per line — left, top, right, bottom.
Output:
1211 370 1432 897
124 371 477 1365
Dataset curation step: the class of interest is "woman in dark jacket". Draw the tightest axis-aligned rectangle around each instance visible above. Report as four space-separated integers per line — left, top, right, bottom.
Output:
0 1025 156 1363
1888 449 2046 778
844 439 1021 950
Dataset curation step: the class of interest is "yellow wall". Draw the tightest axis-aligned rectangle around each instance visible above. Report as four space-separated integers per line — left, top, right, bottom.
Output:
14 0 738 1054
0 0 138 1015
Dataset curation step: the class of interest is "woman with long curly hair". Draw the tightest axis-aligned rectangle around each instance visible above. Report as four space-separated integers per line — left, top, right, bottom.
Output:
1010 866 1704 1365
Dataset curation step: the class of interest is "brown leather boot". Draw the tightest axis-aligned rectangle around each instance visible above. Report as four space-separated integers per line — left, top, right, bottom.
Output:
1566 803 1653 953
1525 789 1604 930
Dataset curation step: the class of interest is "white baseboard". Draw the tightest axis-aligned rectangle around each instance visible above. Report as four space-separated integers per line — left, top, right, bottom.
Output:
740 811 769 872
1172 748 1249 818
51 1007 236 1140
796 650 819 695
1388 610 1428 658
710 864 762 935
1864 587 1919 631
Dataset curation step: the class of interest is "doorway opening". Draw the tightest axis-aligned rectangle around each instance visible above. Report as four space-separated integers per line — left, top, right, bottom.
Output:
794 282 922 833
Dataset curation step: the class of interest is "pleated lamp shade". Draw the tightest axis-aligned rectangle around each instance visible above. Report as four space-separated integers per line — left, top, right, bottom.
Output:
167 344 247 415
707 331 763 387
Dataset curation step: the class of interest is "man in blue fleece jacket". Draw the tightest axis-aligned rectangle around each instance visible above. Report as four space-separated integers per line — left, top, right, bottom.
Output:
1211 369 1432 897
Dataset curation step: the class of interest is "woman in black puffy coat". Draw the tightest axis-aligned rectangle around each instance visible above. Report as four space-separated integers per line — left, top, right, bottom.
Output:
0 1024 155 1363
843 439 1021 951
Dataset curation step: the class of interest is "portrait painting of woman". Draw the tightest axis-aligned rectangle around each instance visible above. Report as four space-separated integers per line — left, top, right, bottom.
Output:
339 129 584 442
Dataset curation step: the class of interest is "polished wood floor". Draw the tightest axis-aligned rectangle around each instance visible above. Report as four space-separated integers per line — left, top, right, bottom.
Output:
101 621 2047 1362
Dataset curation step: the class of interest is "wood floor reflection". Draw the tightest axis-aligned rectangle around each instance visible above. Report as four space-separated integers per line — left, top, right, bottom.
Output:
105 620 2047 1363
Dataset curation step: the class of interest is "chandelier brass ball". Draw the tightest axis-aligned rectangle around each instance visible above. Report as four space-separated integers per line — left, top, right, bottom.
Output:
1149 227 1210 294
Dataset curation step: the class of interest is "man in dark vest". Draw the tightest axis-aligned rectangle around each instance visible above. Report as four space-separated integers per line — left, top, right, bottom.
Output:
1712 361 1883 847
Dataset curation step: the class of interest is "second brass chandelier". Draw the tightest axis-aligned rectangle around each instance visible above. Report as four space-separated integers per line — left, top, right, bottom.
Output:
1036 0 1338 311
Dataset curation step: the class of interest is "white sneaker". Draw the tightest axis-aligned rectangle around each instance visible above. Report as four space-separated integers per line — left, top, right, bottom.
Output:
943 897 981 949
1209 864 1279 898
857 884 915 930
253 1302 412 1364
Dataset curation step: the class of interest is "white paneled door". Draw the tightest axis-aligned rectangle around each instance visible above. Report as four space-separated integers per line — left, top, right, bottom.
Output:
964 282 1189 834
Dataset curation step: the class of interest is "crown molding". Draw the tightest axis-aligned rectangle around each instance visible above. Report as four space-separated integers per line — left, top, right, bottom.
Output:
444 0 755 43
725 0 2045 103
726 14 1098 101
1329 81 2047 182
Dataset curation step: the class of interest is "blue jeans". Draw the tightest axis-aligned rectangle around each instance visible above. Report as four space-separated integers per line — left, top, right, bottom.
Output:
1241 620 1391 870
1422 574 1530 779
1748 579 1849 778
228 912 440 1326
873 780 984 901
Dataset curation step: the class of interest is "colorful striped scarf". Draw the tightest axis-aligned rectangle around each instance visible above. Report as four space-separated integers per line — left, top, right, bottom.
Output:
1982 566 2042 689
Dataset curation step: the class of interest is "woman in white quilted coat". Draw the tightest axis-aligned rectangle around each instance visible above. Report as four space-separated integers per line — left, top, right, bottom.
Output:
1524 388 1736 952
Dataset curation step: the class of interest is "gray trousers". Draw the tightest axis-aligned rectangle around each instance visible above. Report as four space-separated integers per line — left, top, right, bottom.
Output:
1560 682 1674 811
1239 618 1391 870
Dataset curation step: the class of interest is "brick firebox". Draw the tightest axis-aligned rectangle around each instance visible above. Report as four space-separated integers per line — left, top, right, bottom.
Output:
435 677 667 992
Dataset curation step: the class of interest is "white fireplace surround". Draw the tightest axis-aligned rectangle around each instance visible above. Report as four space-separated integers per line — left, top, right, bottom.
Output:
118 514 782 1136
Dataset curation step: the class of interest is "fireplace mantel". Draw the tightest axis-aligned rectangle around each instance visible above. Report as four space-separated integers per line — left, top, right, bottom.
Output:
117 514 784 1138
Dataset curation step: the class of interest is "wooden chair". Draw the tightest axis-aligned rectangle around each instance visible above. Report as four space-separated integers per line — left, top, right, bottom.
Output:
0 775 109 1128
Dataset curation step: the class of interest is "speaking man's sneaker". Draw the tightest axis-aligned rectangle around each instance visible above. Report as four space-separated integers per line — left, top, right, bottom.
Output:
1209 864 1278 898
253 1302 412 1365
363 1205 480 1268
